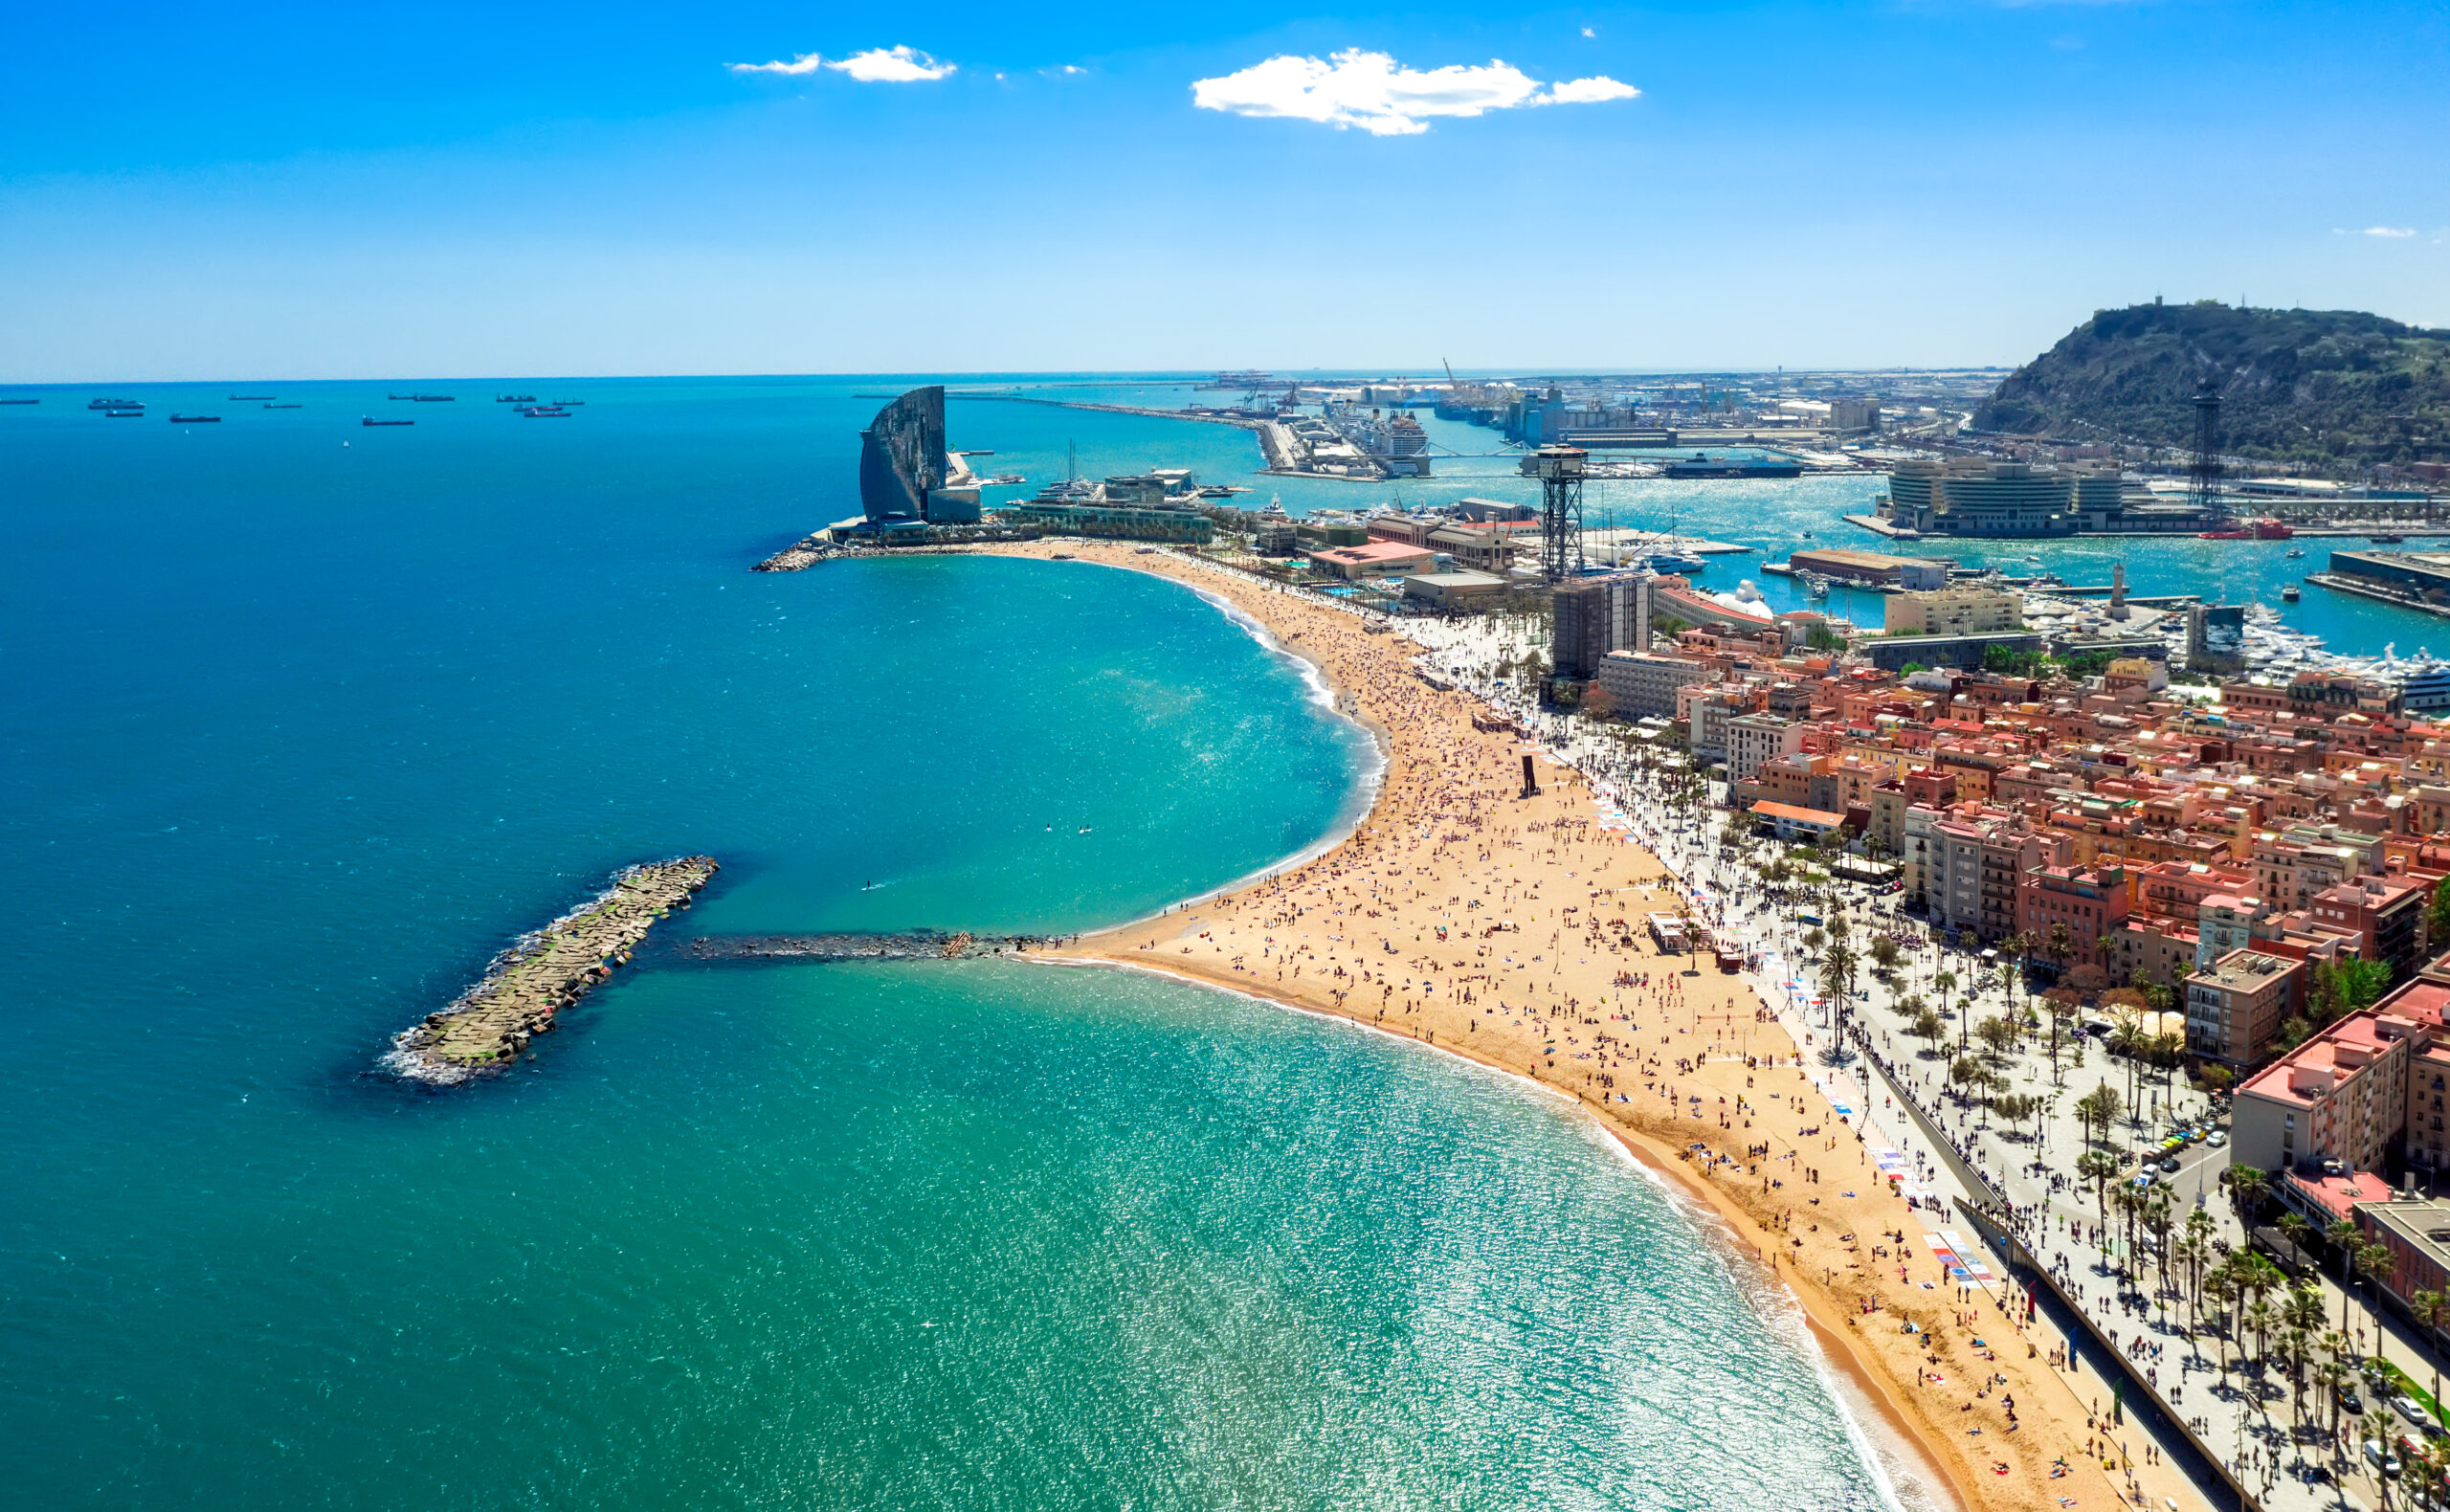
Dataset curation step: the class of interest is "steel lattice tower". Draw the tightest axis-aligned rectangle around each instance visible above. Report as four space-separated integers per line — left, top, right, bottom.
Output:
1534 445 1588 584
2191 386 2224 521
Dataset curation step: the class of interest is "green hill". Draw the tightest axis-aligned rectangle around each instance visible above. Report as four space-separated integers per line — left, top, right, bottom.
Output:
1973 300 2450 467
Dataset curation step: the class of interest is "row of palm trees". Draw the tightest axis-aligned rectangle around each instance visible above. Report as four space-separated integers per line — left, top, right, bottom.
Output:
2070 1159 2450 1485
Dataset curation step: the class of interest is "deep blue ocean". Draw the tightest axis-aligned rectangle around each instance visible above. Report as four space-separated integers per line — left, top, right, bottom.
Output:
0 376 1927 1509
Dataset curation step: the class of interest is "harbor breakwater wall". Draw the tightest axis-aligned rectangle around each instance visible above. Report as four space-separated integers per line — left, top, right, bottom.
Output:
385 856 720 1085
678 930 1052 963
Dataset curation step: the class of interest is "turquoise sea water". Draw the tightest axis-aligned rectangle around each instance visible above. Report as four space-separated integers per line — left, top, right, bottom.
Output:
1 377 1913 1509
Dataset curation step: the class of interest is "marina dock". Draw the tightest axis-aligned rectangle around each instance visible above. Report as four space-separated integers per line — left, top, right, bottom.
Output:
386 856 719 1084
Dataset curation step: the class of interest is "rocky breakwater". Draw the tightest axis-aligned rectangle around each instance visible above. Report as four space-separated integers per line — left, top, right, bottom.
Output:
753 533 857 572
681 929 1048 963
385 856 720 1085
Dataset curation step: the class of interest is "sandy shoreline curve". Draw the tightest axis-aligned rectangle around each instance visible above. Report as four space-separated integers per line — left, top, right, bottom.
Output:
964 539 2209 1512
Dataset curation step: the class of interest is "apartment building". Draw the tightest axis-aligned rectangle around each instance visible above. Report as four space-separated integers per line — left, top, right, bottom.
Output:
2234 1009 2422 1177
2184 947 2304 1067
1593 651 1704 719
1884 588 2025 638
2015 863 2128 973
1726 712 1807 784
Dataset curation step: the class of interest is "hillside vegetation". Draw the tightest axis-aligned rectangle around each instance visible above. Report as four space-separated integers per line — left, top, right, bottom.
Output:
1973 301 2450 467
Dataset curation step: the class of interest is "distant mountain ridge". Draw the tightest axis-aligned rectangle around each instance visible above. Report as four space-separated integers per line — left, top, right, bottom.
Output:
1973 300 2450 466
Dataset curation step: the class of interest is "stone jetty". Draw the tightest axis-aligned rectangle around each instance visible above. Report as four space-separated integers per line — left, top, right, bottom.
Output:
680 929 1047 963
752 532 847 571
385 856 720 1084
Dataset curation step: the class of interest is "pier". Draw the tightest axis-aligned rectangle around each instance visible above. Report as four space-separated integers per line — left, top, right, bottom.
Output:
386 856 719 1084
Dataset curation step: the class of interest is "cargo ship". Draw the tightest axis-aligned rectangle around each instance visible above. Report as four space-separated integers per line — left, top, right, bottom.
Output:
362 416 414 427
167 413 221 423
496 394 537 404
88 397 143 411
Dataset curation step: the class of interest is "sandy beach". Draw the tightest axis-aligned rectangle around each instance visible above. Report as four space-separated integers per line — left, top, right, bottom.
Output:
973 540 2214 1512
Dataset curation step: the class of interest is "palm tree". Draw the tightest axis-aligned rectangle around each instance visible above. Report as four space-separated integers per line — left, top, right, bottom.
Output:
1934 968 1959 1045
2279 1323 2313 1425
2205 1269 2238 1374
2327 1217 2368 1330
2225 1164 2269 1227
2002 930 2033 1007
2144 1188 2176 1297
2078 1149 2121 1221
2285 1281 2328 1354
2314 1356 2350 1448
2278 1211 2316 1270
2413 1290 2450 1434
2243 1297 2278 1375
2046 919 2075 976
2352 1239 2397 1352
2076 1080 2124 1148
2112 1183 2144 1278
2040 990 2079 1084
2107 1017 2147 1115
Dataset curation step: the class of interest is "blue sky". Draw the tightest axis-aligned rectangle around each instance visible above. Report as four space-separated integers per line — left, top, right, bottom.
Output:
1 1 2442 380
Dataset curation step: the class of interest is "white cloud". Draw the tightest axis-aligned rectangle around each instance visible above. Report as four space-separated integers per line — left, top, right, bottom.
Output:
1191 48 1637 136
729 53 825 77
2332 226 2417 237
1581 26 1596 36
727 45 954 82
1544 75 1639 105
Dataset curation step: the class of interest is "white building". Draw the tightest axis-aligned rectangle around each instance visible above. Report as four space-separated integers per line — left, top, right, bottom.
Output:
1726 712 1804 783
1594 651 1704 718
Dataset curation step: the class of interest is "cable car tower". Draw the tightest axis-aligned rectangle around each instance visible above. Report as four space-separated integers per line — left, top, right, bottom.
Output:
2190 385 2224 522
1534 445 1588 584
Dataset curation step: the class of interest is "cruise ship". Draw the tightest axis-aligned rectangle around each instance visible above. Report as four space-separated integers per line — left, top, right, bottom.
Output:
1327 407 1433 478
1662 453 1803 480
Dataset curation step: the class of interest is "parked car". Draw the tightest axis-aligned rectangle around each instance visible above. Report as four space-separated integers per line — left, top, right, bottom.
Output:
2365 1438 2401 1478
2159 1157 2182 1175
2206 1131 2229 1147
2343 1385 2368 1416
2394 1396 2434 1432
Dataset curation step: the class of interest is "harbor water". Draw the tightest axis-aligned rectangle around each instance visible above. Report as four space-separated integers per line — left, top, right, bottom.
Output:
1 377 1921 1509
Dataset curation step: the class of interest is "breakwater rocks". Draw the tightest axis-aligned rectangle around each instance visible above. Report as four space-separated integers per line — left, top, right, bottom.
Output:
682 930 1049 963
385 856 720 1085
754 533 851 571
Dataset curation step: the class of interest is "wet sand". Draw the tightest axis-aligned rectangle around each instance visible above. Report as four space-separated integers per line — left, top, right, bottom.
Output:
976 540 2209 1512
